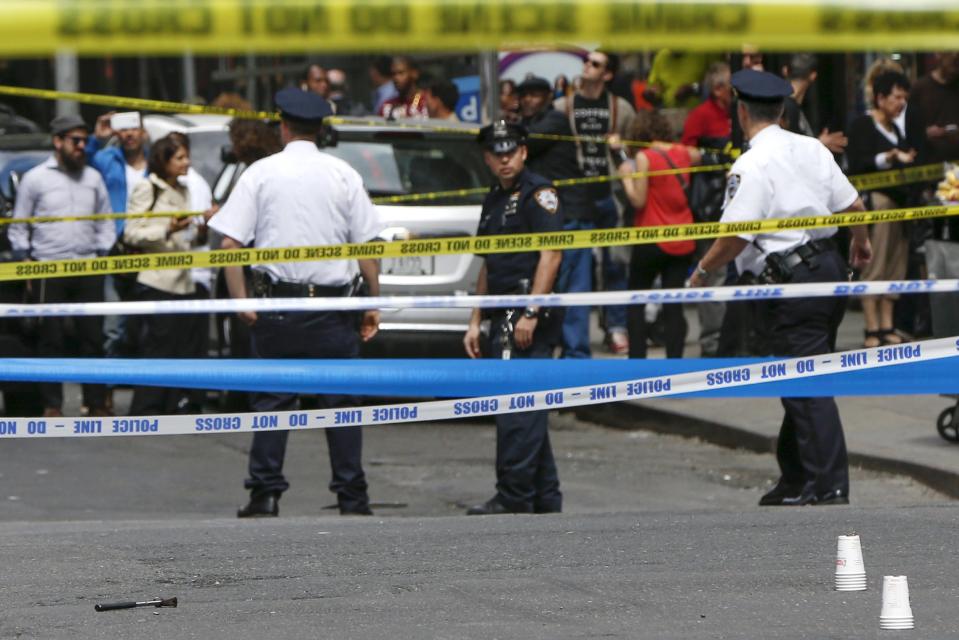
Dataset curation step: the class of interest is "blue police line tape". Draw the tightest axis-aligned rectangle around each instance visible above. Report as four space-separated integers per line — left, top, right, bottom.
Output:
0 354 956 399
0 337 954 439
0 279 955 318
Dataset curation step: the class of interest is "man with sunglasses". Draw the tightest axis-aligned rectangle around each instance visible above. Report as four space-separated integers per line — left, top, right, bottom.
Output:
554 50 636 355
9 115 116 418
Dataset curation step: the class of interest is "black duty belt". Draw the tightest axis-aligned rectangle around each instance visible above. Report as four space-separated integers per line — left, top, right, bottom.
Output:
779 238 836 269
254 277 351 298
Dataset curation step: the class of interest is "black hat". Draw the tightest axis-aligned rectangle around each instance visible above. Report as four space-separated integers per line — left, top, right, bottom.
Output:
50 114 88 137
516 76 552 95
477 120 528 154
274 87 333 122
731 69 793 103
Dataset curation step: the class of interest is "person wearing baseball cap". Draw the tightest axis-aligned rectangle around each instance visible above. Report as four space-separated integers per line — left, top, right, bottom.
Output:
8 113 115 418
516 75 595 360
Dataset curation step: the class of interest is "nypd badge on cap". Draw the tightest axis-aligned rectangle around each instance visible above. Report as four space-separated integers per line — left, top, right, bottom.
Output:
477 120 528 154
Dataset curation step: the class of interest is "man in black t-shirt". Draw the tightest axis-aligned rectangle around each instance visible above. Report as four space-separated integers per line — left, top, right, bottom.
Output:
554 51 636 354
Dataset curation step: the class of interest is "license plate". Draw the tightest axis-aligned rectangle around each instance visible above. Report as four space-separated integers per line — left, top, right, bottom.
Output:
382 256 434 276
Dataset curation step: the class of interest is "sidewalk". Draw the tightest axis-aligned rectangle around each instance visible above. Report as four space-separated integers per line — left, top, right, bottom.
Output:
584 304 959 498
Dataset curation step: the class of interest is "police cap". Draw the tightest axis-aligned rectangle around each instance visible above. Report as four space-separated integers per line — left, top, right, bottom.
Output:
477 120 528 154
274 87 333 123
516 76 552 95
731 69 793 103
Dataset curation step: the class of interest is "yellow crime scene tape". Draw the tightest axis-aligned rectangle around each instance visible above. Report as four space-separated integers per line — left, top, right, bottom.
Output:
0 85 947 194
0 161 946 222
0 1 957 55
847 163 947 192
2 204 956 283
0 85 276 121
0 86 731 154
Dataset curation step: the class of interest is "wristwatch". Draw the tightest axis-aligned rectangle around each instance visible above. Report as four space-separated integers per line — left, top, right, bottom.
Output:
695 263 709 278
522 306 539 319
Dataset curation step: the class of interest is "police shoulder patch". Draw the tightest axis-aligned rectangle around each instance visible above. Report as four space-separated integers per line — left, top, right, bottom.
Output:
725 173 741 204
533 187 559 214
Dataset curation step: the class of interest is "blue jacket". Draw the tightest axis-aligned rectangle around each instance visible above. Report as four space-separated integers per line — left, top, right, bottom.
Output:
86 136 147 235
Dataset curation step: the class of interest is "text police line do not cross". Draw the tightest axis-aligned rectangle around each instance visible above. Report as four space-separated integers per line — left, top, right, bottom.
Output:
0 337 951 440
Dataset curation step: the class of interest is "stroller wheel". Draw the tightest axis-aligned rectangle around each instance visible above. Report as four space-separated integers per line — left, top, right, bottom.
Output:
936 407 959 443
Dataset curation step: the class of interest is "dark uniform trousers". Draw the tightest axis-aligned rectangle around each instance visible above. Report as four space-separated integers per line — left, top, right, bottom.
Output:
128 284 198 416
761 246 849 496
246 310 368 511
34 275 107 410
488 318 562 513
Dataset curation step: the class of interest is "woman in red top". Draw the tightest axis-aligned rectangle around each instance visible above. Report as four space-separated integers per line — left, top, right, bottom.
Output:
619 110 703 358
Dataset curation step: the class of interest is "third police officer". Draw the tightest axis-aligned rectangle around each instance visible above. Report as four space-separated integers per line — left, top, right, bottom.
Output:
689 70 872 506
463 121 565 515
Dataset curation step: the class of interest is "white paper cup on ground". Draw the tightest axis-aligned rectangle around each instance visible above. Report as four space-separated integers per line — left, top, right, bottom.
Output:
835 534 867 591
880 575 914 630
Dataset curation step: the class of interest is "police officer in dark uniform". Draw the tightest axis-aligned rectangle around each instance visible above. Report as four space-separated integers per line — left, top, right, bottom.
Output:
689 70 873 506
210 88 383 518
463 121 565 515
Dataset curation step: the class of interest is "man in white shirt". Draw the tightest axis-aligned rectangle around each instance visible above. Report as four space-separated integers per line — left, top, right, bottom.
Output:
210 87 383 518
689 70 872 507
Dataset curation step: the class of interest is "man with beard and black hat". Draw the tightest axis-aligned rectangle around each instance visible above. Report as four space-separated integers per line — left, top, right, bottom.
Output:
9 114 115 418
516 75 594 360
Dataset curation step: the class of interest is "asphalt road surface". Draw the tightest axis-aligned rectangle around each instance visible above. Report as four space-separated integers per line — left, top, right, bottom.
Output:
0 408 953 638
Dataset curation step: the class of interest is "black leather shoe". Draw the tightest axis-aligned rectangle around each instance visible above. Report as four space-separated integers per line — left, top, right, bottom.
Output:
466 497 514 516
340 504 373 516
779 487 850 507
758 482 804 506
237 492 279 518
815 488 849 506
534 504 562 514
779 489 818 506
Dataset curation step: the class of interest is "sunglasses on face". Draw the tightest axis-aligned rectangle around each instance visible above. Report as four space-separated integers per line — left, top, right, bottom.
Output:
586 58 605 69
63 135 87 145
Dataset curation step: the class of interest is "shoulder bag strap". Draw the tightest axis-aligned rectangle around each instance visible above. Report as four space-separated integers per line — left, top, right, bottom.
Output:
651 147 690 191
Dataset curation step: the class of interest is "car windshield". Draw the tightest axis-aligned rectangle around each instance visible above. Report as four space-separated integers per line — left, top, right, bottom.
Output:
325 135 488 205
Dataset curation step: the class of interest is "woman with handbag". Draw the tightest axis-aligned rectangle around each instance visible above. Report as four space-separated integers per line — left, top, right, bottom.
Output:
619 109 702 358
122 134 201 415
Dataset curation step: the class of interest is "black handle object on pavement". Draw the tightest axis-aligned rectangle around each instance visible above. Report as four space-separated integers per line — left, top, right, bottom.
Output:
95 597 177 612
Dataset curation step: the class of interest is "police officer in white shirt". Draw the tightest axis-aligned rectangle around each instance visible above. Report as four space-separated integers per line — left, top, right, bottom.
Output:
209 88 384 518
688 69 873 507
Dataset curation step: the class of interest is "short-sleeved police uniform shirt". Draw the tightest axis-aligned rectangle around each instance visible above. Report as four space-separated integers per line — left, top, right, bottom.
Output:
210 140 383 286
477 169 564 295
721 125 858 275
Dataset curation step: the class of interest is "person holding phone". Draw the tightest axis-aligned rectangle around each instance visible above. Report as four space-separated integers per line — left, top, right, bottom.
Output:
122 134 202 415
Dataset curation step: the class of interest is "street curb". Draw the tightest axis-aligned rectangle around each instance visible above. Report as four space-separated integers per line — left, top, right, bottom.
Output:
577 402 959 500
